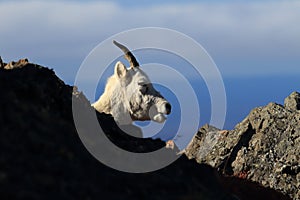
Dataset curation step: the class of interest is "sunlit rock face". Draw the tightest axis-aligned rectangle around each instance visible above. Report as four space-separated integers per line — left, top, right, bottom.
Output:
185 92 300 200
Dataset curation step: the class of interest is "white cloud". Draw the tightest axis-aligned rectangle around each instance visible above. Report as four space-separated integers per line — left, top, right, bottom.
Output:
0 1 299 81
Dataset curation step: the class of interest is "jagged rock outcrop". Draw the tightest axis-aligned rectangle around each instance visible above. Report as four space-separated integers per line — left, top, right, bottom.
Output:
0 60 231 200
185 92 300 199
0 58 293 200
0 57 29 69
284 91 300 111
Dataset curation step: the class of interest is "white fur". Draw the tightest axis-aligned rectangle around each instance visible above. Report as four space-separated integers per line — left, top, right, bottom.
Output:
92 61 170 125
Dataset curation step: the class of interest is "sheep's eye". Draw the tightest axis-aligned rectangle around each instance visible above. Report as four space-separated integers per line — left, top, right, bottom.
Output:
140 84 148 94
144 85 149 93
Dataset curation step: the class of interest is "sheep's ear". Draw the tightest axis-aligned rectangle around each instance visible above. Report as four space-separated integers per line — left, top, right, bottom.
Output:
114 61 127 78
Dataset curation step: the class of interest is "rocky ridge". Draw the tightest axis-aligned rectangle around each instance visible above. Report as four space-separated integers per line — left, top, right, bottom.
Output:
0 58 295 199
185 92 300 199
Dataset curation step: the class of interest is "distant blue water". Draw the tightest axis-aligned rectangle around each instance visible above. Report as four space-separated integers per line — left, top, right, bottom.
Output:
92 74 299 144
153 76 299 145
223 75 299 129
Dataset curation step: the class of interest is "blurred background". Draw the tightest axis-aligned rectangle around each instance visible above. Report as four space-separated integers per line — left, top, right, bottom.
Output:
1 0 299 143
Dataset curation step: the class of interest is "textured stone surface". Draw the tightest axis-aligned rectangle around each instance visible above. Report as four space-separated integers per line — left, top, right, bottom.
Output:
284 91 300 111
185 94 300 199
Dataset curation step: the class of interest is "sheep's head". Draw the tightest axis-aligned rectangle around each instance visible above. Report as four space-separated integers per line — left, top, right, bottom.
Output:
113 41 171 124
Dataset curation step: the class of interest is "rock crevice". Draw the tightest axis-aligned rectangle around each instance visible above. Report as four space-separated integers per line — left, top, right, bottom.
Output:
185 93 300 200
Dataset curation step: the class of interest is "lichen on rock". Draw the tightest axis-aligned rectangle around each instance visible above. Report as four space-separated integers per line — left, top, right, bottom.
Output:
185 93 300 199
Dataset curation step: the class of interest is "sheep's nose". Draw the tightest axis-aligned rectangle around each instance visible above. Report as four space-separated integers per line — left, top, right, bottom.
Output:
165 103 171 115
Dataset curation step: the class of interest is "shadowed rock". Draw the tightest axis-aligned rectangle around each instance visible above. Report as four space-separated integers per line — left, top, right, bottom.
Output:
0 56 4 68
0 60 231 200
0 58 293 200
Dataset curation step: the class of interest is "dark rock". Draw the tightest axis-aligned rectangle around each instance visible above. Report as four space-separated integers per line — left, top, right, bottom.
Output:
0 56 3 68
0 60 292 200
185 97 300 199
0 62 235 200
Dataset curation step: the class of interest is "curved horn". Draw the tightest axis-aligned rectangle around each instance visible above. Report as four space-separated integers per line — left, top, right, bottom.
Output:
113 40 139 68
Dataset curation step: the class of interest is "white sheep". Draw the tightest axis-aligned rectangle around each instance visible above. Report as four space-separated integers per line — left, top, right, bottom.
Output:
92 41 171 126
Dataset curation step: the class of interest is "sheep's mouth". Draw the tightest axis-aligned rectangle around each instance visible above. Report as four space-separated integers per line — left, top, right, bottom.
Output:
130 102 170 123
152 112 167 123
130 112 167 123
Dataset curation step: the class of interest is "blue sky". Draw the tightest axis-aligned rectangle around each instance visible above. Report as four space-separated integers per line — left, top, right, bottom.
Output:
1 0 299 78
1 0 299 145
